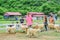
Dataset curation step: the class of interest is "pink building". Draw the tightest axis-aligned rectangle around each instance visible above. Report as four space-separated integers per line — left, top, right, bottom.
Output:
27 12 45 20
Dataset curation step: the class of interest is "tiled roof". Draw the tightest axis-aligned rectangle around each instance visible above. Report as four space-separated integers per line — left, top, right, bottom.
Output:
4 12 21 16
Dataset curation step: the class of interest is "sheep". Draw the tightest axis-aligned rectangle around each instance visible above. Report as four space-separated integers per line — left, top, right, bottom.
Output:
26 24 41 37
39 24 44 30
54 24 60 32
32 23 44 31
32 24 44 32
26 27 40 38
6 25 16 34
20 24 28 33
48 23 55 30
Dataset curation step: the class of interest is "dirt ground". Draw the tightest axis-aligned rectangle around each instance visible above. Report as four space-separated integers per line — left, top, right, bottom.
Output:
0 32 60 40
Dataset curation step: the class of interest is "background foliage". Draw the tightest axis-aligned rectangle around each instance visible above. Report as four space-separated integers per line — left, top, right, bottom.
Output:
0 0 60 15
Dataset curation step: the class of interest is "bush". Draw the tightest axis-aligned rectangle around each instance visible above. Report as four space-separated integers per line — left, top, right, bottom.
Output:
0 15 3 19
0 7 8 15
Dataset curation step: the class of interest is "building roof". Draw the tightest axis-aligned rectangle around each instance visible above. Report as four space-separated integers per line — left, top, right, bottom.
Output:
28 12 45 17
4 12 21 16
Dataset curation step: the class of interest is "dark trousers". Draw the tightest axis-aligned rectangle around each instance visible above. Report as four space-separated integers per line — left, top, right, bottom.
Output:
28 25 32 28
44 25 48 31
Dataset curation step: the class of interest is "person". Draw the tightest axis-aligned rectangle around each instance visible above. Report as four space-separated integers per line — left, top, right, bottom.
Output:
16 22 20 31
20 16 24 24
49 16 55 24
44 15 48 31
25 13 33 33
15 17 18 21
55 14 57 20
26 13 33 28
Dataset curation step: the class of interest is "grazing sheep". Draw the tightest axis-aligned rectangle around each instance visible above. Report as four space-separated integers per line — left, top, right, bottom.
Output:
54 24 60 32
26 24 40 37
20 24 28 33
39 24 44 30
48 24 55 29
26 27 40 38
7 25 16 33
32 24 44 31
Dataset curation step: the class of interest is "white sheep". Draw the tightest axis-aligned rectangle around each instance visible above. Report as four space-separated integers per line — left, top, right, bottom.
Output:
6 25 16 33
26 28 40 37
20 24 28 33
48 23 55 29
54 24 60 32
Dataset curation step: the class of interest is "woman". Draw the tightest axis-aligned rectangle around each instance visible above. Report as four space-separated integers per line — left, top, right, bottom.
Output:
44 15 48 31
25 13 33 33
49 16 55 24
26 13 33 28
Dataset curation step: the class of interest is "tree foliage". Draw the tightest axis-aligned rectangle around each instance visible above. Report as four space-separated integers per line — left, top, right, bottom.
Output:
0 0 60 15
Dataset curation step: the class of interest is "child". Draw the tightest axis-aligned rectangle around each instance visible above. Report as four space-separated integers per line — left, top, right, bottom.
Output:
16 22 21 31
44 15 48 31
20 16 24 24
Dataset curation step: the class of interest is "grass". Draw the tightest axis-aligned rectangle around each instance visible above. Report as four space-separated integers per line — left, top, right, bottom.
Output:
0 26 6 28
55 20 60 24
39 30 60 36
0 21 17 24
0 30 6 33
